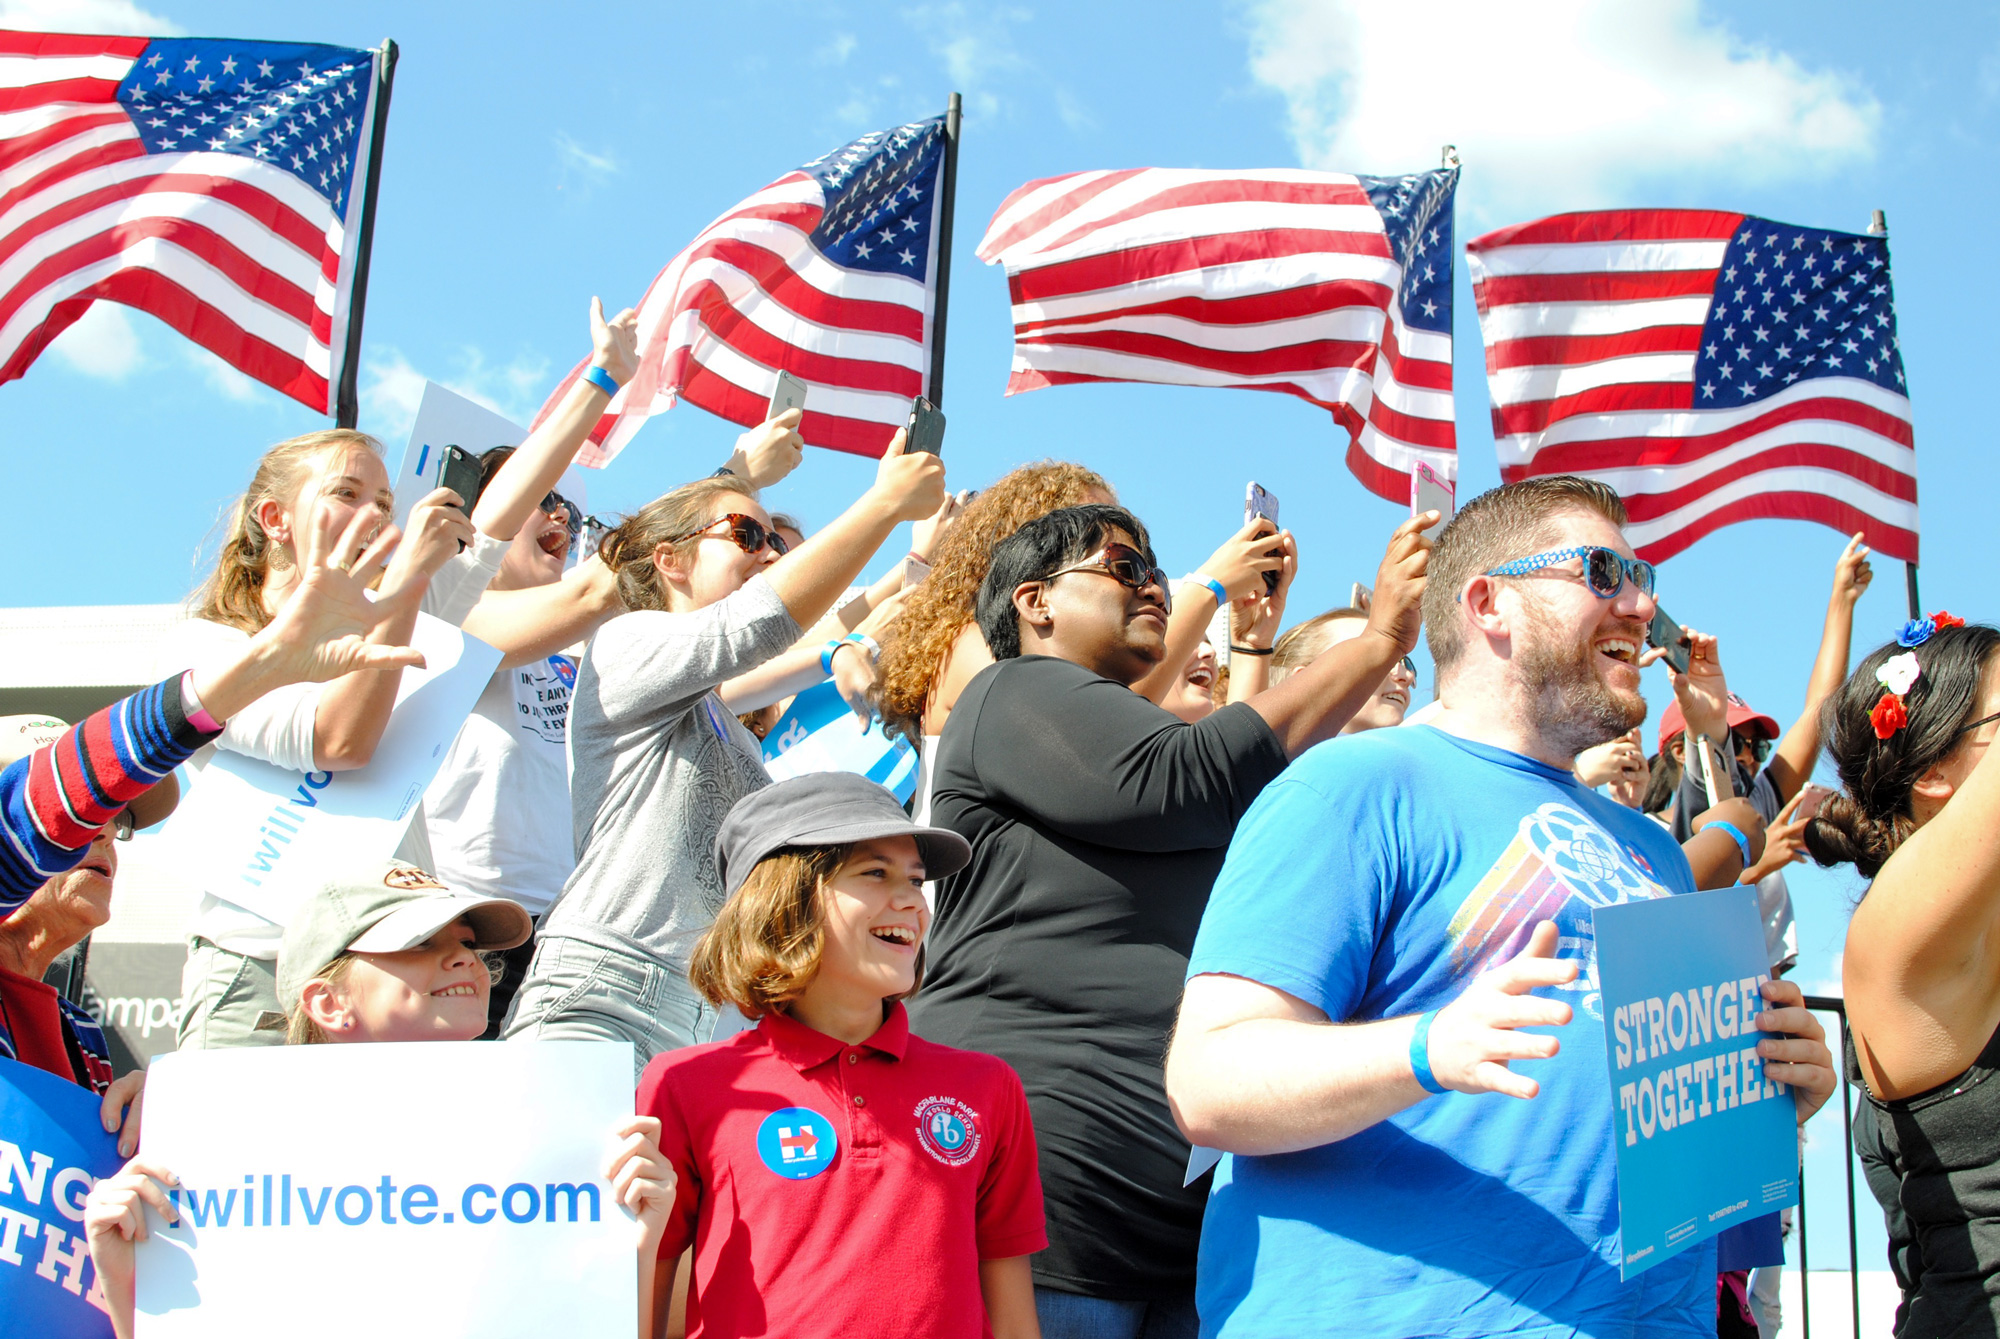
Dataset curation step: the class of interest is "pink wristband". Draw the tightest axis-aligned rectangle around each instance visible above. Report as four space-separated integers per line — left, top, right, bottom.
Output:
180 670 223 734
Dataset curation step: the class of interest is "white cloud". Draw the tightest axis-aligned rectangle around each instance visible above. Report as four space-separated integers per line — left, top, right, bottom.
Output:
1244 0 1880 217
359 345 552 440
48 302 143 379
185 342 259 402
816 33 858 65
0 0 180 33
553 133 620 197
903 3 1032 121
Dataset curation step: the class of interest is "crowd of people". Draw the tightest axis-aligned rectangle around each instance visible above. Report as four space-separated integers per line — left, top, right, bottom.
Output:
2 297 1991 1339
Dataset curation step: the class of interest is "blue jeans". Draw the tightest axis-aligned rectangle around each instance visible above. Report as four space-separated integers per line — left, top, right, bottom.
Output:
500 934 722 1079
1035 1286 1199 1339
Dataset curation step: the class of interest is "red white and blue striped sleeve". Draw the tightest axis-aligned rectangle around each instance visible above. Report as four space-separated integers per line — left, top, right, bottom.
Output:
0 673 221 914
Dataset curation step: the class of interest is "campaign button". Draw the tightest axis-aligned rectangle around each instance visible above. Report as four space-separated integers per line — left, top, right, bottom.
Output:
756 1106 839 1179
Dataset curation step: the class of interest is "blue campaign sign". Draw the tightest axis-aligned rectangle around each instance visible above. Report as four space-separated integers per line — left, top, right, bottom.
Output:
0 1056 125 1336
762 681 919 803
1592 885 1798 1278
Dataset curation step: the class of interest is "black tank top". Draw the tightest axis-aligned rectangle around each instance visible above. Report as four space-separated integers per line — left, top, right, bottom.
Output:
1851 1021 2000 1337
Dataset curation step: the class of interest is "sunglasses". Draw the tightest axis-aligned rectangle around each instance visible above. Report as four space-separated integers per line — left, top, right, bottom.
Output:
665 513 791 558
540 490 583 543
1047 542 1171 611
112 809 137 842
1483 546 1657 600
1399 654 1418 678
1731 731 1772 764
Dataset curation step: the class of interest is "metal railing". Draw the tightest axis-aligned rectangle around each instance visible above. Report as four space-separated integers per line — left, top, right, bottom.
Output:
1799 994 1861 1339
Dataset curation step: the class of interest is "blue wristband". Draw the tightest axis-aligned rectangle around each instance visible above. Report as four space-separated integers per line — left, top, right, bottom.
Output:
1185 572 1228 609
581 365 620 397
819 640 844 677
1707 819 1753 868
1409 1009 1448 1095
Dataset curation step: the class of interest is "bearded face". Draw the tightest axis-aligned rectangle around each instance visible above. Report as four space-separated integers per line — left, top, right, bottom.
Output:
1512 586 1650 760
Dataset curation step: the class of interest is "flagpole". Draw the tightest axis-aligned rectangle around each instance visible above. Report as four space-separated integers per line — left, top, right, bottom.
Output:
1869 208 1921 618
335 39 399 430
926 92 962 407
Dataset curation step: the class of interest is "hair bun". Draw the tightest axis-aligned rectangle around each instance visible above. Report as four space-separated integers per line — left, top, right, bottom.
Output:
1804 793 1909 880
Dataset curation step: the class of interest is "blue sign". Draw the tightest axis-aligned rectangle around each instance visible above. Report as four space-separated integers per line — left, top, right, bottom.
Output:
761 681 918 803
755 1106 839 1180
1592 885 1798 1278
0 1056 125 1337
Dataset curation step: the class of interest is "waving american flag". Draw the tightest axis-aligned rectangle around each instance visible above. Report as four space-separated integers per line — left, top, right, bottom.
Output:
1466 210 1917 563
538 116 950 466
977 166 1458 503
0 30 386 414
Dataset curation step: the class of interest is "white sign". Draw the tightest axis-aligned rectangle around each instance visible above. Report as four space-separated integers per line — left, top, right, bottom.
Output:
164 614 501 926
393 381 587 532
132 1042 637 1338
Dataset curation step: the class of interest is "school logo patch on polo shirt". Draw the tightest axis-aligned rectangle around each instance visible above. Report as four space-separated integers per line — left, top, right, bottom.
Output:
913 1096 981 1167
756 1106 839 1179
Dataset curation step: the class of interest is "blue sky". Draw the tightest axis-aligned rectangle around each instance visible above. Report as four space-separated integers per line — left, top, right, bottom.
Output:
9 0 1996 1269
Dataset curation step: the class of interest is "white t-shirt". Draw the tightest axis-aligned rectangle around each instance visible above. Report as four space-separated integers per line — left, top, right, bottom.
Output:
422 653 577 916
179 533 509 957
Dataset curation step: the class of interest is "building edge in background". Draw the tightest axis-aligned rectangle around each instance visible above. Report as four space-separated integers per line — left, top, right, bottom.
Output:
335 39 400 430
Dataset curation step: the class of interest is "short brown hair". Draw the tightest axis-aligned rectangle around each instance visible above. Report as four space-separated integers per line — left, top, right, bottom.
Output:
1421 476 1628 677
595 476 758 612
688 843 926 1016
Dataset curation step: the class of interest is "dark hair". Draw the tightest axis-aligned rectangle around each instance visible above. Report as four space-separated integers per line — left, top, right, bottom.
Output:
1804 624 2000 879
477 445 516 496
974 504 1152 661
1641 749 1680 817
1422 476 1629 677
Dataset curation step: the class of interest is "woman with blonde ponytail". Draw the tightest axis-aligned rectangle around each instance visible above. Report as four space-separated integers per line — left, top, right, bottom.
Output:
1807 616 2000 1333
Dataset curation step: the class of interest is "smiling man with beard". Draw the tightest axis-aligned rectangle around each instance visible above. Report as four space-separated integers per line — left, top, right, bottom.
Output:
1165 476 1838 1339
913 502 1431 1339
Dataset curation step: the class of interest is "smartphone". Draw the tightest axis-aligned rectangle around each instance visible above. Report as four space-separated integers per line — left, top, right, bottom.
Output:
1350 582 1373 612
902 554 933 586
768 369 808 420
1794 781 1837 824
1244 482 1281 594
905 397 946 455
437 443 485 512
1411 461 1455 541
1647 605 1693 675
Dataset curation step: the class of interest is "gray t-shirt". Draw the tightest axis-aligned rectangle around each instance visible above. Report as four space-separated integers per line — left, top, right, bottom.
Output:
536 575 799 966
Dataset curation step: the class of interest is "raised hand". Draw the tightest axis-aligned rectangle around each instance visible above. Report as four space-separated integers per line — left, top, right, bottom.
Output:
258 504 428 683
1231 530 1298 650
1831 532 1874 608
1666 628 1730 744
911 489 968 564
867 427 948 523
381 485 476 588
1422 920 1578 1098
727 409 807 489
589 296 641 387
1366 513 1433 658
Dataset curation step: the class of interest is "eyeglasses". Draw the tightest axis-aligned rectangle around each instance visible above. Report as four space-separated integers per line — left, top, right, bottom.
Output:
111 809 136 842
540 490 583 543
1483 546 1657 600
1731 731 1772 764
664 513 791 558
1046 542 1171 611
1399 654 1418 678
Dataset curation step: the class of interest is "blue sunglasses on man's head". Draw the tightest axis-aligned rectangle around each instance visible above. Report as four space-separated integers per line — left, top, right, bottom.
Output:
1482 546 1656 600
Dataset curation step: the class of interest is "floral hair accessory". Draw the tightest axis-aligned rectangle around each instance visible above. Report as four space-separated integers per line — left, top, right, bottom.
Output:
1877 651 1922 697
1871 692 1909 740
1899 611 1964 648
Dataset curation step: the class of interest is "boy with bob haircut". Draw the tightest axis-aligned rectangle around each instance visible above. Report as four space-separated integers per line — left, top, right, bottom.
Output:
638 771 1046 1339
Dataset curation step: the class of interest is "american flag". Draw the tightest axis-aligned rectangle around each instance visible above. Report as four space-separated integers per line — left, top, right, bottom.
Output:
976 166 1458 502
538 116 949 467
0 31 383 414
1466 210 1917 563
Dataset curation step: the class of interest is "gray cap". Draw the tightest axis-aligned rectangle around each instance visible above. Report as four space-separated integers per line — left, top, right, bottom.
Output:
715 771 971 899
276 859 533 1010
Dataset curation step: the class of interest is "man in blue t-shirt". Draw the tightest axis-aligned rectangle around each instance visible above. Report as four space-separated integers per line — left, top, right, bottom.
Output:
1164 476 1838 1339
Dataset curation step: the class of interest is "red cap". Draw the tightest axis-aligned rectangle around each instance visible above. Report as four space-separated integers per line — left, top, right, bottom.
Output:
1658 692 1781 752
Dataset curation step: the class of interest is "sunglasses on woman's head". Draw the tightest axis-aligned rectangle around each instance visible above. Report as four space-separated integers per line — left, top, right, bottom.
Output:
1046 542 1171 611
665 513 791 558
1482 546 1657 600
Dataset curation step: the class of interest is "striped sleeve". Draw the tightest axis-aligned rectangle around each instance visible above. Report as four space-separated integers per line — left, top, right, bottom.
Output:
0 672 221 914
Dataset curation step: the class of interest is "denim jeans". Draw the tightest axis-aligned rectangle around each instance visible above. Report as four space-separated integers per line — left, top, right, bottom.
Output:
499 934 722 1078
177 938 286 1050
1034 1286 1199 1339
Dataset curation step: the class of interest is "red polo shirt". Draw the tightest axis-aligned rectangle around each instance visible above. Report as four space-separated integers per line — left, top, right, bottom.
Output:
637 1002 1046 1339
